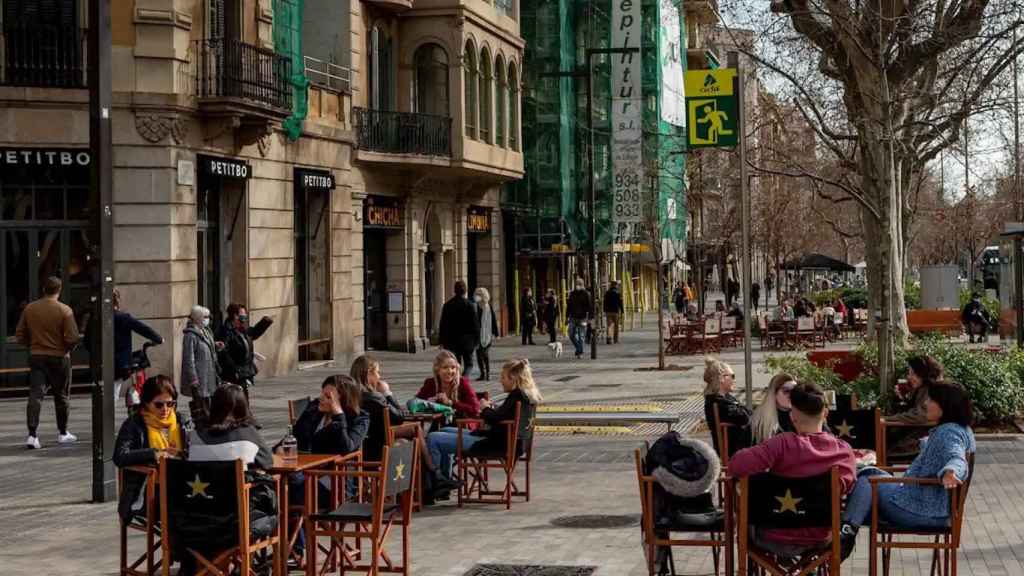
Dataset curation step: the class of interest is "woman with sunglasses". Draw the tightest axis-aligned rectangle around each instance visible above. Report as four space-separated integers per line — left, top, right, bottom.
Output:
114 375 190 523
750 373 798 445
702 358 752 458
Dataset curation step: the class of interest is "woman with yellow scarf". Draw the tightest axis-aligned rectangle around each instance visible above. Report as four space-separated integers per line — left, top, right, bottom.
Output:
114 375 190 522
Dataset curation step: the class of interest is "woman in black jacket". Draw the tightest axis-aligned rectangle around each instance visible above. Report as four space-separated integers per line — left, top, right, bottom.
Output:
350 355 409 463
215 303 273 398
114 375 190 522
293 375 370 455
188 384 273 469
543 289 559 344
351 355 458 503
702 358 752 457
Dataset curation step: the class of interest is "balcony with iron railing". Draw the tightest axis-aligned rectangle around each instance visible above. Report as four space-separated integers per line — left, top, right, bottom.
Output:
0 23 86 88
353 107 452 159
194 38 292 119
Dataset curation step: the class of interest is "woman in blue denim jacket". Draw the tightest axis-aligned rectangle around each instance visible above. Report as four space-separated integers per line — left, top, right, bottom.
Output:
839 382 976 559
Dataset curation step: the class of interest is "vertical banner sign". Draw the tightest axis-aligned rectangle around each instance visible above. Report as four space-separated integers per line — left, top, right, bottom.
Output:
659 0 686 128
612 0 643 227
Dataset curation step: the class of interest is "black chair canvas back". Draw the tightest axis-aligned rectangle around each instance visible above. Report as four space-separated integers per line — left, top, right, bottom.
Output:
384 440 416 498
827 407 877 450
290 396 312 424
165 459 241 551
747 471 834 530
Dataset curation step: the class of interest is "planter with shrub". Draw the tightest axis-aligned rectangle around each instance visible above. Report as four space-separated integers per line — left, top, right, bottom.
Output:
764 333 1024 426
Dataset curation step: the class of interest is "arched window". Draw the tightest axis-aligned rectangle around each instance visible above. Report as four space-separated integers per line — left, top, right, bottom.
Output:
368 25 393 111
495 55 506 147
463 41 478 138
479 46 493 143
508 62 519 151
414 43 449 116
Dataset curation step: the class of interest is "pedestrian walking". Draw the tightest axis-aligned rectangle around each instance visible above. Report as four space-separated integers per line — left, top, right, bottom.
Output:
180 305 221 428
520 287 537 345
566 278 592 359
751 281 761 312
438 280 480 372
16 276 81 449
216 303 273 399
672 282 685 314
543 288 559 344
111 289 163 407
474 287 499 381
604 281 625 344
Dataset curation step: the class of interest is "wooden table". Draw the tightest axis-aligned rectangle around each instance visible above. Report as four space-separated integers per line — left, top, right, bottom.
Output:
268 453 353 576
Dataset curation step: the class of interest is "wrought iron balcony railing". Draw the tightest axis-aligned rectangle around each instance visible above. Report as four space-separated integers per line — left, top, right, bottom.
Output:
1 24 86 88
194 38 292 112
353 107 452 157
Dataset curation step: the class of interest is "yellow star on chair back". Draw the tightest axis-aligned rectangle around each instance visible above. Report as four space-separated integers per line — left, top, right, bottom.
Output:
186 474 212 499
773 489 804 515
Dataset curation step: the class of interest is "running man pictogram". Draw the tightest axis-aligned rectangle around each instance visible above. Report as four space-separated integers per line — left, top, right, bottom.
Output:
696 104 733 143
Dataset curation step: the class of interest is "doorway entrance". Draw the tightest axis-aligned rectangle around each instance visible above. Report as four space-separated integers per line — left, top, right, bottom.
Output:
0 149 93 386
196 156 250 325
294 169 333 361
364 230 388 350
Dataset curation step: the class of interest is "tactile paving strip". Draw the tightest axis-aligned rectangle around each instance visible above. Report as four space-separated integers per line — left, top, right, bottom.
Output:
536 394 704 437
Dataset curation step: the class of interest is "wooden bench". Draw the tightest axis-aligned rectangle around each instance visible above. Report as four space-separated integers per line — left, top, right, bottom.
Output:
536 411 679 432
906 309 962 336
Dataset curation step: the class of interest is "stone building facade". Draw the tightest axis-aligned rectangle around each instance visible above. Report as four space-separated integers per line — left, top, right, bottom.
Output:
0 0 522 387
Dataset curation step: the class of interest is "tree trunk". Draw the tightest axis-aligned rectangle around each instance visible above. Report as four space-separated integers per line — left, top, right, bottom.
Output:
656 262 666 370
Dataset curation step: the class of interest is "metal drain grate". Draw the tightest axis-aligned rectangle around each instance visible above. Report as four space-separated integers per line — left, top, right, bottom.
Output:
463 565 597 576
550 514 640 529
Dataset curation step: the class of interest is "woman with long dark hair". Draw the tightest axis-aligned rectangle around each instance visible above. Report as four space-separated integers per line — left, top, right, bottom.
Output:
188 384 273 469
840 382 976 560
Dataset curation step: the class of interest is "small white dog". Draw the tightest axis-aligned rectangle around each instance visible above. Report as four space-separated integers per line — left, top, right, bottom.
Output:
547 341 564 359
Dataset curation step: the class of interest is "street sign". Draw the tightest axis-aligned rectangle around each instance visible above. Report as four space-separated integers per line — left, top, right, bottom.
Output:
685 69 738 148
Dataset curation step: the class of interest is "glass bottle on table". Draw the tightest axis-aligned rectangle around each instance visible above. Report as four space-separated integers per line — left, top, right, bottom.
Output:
280 425 298 463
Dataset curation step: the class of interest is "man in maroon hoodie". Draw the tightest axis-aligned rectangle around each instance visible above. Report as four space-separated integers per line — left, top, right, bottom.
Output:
728 382 856 556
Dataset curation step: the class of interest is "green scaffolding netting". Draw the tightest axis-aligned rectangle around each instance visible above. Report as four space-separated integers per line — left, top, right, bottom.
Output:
507 0 688 257
273 0 309 141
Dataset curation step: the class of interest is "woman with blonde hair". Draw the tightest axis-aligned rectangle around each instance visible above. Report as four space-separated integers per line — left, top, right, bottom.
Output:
473 287 500 381
702 357 752 457
427 358 541 484
352 354 459 502
351 354 408 462
750 373 797 445
416 350 481 419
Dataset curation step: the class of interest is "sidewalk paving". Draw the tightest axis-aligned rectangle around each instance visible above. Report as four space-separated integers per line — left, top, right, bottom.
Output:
2 317 1023 575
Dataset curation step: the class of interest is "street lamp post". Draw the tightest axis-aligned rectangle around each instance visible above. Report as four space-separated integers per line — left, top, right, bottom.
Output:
542 46 638 360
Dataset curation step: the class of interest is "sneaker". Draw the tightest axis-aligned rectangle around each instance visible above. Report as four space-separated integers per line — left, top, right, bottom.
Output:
839 523 858 561
26 435 41 449
57 431 78 444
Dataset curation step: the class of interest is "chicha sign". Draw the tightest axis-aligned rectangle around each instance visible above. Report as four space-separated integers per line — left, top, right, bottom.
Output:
467 206 492 234
364 196 403 230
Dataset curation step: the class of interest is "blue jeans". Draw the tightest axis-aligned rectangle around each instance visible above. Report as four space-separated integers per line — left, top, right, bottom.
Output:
569 318 586 356
843 468 950 529
427 427 482 479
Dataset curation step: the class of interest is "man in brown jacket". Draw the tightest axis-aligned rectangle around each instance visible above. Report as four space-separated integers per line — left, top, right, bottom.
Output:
15 276 81 449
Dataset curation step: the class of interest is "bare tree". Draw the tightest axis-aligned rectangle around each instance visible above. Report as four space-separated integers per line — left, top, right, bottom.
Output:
724 1 1024 391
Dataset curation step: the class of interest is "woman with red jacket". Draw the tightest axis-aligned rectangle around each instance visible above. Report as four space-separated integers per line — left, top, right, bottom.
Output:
416 350 481 419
